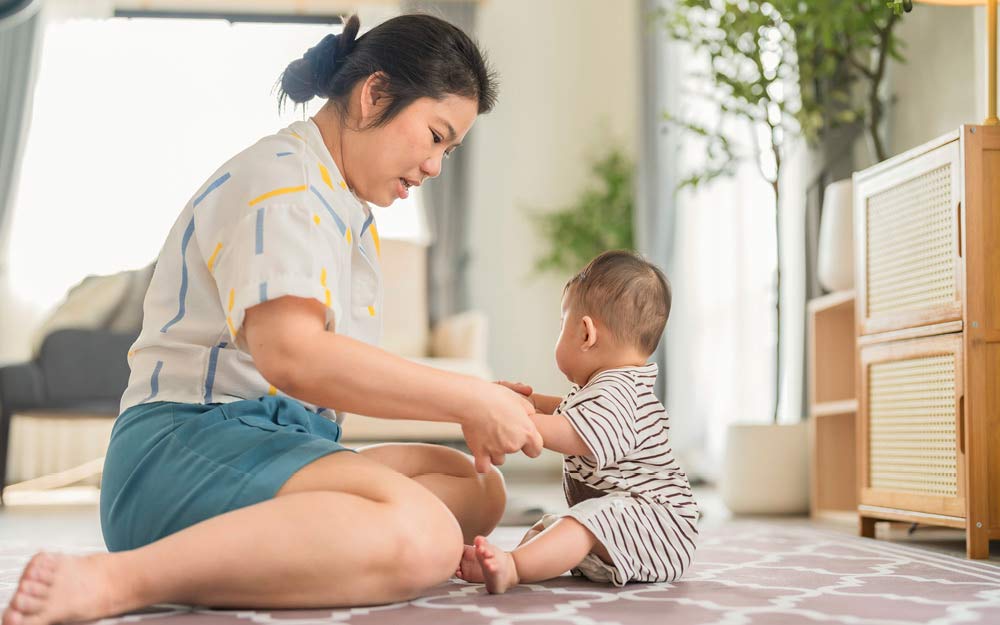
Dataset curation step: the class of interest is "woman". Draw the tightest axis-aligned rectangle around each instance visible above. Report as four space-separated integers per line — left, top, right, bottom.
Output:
3 13 542 625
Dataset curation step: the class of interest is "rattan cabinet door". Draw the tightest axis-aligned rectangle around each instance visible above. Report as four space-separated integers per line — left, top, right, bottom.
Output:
854 140 964 336
858 334 965 518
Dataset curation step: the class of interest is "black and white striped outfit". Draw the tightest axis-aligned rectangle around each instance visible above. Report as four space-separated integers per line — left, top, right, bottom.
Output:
554 363 698 586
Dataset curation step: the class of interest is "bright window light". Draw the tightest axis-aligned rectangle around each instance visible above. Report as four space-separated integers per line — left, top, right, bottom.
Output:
10 15 426 312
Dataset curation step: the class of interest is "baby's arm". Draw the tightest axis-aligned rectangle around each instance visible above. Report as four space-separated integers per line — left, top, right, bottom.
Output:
530 412 592 456
528 393 563 415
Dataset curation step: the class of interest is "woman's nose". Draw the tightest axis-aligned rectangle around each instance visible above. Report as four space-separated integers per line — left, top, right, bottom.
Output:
421 154 443 179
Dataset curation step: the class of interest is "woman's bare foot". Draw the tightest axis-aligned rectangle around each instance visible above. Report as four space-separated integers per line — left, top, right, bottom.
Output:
2 551 141 625
455 545 485 583
472 536 518 594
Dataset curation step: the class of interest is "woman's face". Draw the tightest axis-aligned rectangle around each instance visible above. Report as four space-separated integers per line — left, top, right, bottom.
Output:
348 83 479 207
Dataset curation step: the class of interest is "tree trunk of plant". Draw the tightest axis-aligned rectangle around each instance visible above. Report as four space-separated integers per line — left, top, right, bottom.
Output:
866 13 898 163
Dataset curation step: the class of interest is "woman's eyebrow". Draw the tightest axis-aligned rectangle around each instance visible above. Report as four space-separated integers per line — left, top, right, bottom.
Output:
437 118 457 142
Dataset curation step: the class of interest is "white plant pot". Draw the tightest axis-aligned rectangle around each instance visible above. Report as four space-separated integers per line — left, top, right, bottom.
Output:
817 178 855 292
720 422 809 515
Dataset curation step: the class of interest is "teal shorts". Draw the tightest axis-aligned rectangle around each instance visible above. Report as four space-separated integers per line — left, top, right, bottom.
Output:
100 396 351 552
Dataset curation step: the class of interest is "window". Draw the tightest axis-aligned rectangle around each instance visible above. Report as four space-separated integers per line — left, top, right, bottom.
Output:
9 15 427 315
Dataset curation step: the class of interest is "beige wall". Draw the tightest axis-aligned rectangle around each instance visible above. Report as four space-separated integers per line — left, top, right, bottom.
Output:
467 0 641 396
881 5 980 161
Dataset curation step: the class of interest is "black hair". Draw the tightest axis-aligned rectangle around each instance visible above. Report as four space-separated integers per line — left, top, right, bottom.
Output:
565 250 672 355
277 13 498 126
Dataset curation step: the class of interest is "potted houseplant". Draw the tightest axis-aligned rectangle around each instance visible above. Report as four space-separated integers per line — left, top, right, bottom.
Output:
656 0 903 514
531 147 635 275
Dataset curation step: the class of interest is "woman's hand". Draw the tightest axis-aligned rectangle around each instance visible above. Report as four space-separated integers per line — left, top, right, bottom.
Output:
463 383 544 473
494 380 535 410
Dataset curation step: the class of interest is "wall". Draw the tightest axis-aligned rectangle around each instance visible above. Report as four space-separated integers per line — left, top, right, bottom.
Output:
882 5 980 161
467 0 641 395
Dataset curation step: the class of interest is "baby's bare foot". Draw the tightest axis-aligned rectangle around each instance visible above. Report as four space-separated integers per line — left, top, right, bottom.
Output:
455 545 486 583
2 551 139 625
473 536 519 594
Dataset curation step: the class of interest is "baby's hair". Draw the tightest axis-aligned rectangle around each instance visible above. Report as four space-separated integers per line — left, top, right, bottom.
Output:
564 250 671 355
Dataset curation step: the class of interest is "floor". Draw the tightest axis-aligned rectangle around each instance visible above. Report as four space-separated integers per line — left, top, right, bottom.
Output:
3 480 996 561
2 477 999 624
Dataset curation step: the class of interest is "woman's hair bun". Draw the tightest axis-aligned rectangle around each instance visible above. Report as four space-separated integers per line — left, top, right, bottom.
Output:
278 14 361 106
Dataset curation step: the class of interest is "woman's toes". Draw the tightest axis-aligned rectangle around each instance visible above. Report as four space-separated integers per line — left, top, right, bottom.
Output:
2 607 25 625
24 564 54 585
18 580 49 599
10 594 43 616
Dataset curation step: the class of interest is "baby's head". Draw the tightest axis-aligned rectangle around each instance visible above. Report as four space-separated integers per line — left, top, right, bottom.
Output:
555 250 671 386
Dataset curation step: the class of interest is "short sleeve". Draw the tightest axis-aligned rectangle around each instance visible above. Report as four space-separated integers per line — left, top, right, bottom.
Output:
559 379 638 469
194 194 350 351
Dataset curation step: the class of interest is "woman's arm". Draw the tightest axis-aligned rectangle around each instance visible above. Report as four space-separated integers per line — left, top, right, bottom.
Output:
244 296 543 471
247 296 478 422
530 412 592 457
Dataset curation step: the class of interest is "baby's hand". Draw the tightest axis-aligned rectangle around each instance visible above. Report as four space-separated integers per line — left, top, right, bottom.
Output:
494 380 536 410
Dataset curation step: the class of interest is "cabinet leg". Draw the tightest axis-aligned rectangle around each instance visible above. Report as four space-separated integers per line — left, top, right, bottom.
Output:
967 524 990 559
860 515 877 539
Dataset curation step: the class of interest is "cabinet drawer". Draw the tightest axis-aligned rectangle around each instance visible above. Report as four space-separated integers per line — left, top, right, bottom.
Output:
858 334 965 517
854 140 964 335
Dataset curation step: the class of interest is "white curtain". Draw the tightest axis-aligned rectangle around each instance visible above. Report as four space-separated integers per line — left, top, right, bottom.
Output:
0 0 45 367
638 0 803 482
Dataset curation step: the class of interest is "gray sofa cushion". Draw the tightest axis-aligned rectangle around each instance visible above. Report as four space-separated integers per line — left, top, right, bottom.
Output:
37 329 135 405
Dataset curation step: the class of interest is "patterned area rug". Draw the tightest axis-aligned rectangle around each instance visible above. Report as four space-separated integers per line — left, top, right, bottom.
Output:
3 520 999 624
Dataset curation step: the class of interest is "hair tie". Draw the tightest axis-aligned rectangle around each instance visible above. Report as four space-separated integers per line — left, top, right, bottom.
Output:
304 33 340 95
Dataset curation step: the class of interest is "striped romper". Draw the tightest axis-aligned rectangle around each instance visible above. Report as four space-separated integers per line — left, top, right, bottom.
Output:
548 363 699 586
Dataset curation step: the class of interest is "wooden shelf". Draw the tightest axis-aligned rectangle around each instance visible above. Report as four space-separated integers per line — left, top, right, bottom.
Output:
807 289 855 313
810 411 858 518
808 292 858 521
811 399 858 417
812 509 859 525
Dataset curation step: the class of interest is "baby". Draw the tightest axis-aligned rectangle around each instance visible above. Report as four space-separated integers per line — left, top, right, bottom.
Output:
458 250 699 592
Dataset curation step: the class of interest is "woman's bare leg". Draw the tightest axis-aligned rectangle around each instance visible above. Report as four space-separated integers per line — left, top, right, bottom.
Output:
358 443 506 542
3 451 463 625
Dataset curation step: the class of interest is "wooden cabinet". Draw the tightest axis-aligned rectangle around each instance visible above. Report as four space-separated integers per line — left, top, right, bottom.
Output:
855 140 964 336
858 334 965 519
853 125 1000 558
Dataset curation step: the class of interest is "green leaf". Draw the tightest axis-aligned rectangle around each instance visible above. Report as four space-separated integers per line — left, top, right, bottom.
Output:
529 149 636 276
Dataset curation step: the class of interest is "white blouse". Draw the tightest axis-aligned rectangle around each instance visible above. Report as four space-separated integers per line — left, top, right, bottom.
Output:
120 119 383 422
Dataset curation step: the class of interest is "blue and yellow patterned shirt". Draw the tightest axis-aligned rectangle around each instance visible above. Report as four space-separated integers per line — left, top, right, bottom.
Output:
120 119 383 422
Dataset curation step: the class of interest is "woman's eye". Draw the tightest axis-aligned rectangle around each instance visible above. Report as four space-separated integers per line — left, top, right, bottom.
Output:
431 130 442 144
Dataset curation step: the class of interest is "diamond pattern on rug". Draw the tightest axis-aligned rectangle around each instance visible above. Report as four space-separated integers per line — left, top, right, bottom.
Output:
2 521 999 624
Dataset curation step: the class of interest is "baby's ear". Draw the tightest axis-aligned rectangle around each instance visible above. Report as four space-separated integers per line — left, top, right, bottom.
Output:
581 316 598 351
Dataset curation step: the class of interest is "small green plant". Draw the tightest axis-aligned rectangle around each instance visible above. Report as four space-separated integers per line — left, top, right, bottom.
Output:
531 148 634 275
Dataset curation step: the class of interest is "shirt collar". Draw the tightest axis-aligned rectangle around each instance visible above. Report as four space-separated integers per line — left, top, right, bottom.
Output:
287 119 371 215
584 362 659 388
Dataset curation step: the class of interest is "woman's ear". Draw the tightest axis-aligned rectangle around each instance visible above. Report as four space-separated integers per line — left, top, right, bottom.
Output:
580 316 598 351
358 72 389 124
